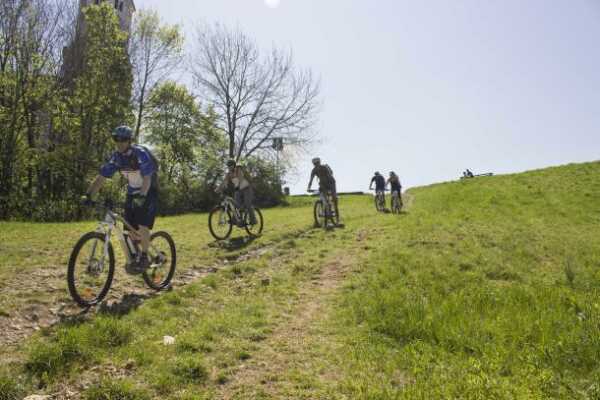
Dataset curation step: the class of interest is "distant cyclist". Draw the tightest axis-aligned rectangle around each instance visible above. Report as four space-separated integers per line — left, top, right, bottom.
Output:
307 157 338 217
370 171 386 205
82 126 159 274
217 159 257 225
387 171 403 208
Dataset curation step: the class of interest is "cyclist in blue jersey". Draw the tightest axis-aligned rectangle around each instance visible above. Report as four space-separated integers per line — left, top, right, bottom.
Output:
82 126 159 274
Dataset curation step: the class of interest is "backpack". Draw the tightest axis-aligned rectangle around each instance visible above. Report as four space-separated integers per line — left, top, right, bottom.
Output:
138 145 160 191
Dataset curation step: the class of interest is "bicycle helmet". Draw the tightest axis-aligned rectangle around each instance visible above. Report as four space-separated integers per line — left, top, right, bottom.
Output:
112 125 133 141
374 171 380 176
312 157 321 165
226 159 236 168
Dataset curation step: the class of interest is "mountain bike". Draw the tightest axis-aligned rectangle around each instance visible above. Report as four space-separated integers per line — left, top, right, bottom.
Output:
390 190 403 214
309 189 339 228
371 189 387 212
67 200 177 308
208 196 264 240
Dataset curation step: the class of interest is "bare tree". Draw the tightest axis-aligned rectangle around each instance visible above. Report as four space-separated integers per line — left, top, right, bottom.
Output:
190 23 321 161
129 9 183 140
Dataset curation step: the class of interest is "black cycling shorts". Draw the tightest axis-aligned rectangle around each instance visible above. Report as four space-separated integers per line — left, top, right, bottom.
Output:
320 182 337 197
125 189 158 230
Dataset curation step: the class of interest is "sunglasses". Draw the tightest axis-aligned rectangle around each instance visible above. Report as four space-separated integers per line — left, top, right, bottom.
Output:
112 137 130 143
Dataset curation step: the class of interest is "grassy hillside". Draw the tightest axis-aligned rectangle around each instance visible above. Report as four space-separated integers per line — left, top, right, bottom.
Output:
1 162 600 399
334 162 600 399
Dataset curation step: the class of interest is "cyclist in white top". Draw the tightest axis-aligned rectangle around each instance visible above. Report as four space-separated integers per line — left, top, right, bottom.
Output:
217 159 257 225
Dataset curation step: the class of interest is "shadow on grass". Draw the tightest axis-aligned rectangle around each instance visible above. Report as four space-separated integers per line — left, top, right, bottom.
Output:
98 293 154 317
58 310 92 327
212 235 257 252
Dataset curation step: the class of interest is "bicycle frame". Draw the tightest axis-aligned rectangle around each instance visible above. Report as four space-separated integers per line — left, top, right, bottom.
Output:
371 189 386 208
311 190 335 216
220 196 243 223
94 208 161 266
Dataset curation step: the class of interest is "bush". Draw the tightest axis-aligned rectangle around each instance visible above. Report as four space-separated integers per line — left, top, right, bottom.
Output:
25 317 132 380
2 156 287 221
84 379 150 400
89 317 134 348
0 375 24 400
25 329 90 379
171 355 208 384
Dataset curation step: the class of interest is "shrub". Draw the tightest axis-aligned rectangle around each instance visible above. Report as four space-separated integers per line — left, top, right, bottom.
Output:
84 379 150 400
0 375 24 400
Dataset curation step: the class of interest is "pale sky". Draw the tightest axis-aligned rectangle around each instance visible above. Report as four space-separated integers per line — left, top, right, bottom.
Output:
135 0 600 194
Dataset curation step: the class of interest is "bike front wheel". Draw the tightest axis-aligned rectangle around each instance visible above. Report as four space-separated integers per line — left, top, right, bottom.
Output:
313 200 325 227
208 206 233 240
143 231 177 290
244 208 264 236
67 231 115 308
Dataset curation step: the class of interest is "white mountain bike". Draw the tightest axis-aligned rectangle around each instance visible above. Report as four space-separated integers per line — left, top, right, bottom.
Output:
67 200 176 308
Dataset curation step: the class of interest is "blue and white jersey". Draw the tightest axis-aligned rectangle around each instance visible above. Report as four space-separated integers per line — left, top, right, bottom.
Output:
100 145 158 194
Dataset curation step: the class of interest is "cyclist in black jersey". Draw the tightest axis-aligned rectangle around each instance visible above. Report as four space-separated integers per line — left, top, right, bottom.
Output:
307 157 339 219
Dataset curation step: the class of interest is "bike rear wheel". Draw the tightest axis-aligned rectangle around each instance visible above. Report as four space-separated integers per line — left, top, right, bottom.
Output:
374 194 384 212
208 206 233 240
244 207 264 236
143 231 177 290
328 195 340 225
67 231 115 308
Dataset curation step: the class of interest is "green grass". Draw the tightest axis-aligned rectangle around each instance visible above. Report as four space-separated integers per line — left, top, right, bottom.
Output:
334 162 600 399
3 162 600 399
0 195 325 327
1 194 375 398
83 379 151 400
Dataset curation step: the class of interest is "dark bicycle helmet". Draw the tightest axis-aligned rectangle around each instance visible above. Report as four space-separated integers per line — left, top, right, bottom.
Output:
112 125 133 141
226 159 236 167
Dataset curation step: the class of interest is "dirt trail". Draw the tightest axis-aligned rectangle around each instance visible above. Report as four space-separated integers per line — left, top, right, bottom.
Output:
216 249 359 399
214 194 413 399
0 236 281 350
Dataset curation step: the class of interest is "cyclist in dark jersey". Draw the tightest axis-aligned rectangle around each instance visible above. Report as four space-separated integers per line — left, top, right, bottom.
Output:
307 157 338 217
370 171 386 205
82 126 158 274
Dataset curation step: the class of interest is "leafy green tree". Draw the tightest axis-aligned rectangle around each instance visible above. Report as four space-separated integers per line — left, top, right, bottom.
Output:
145 81 203 183
144 81 229 214
65 2 134 195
